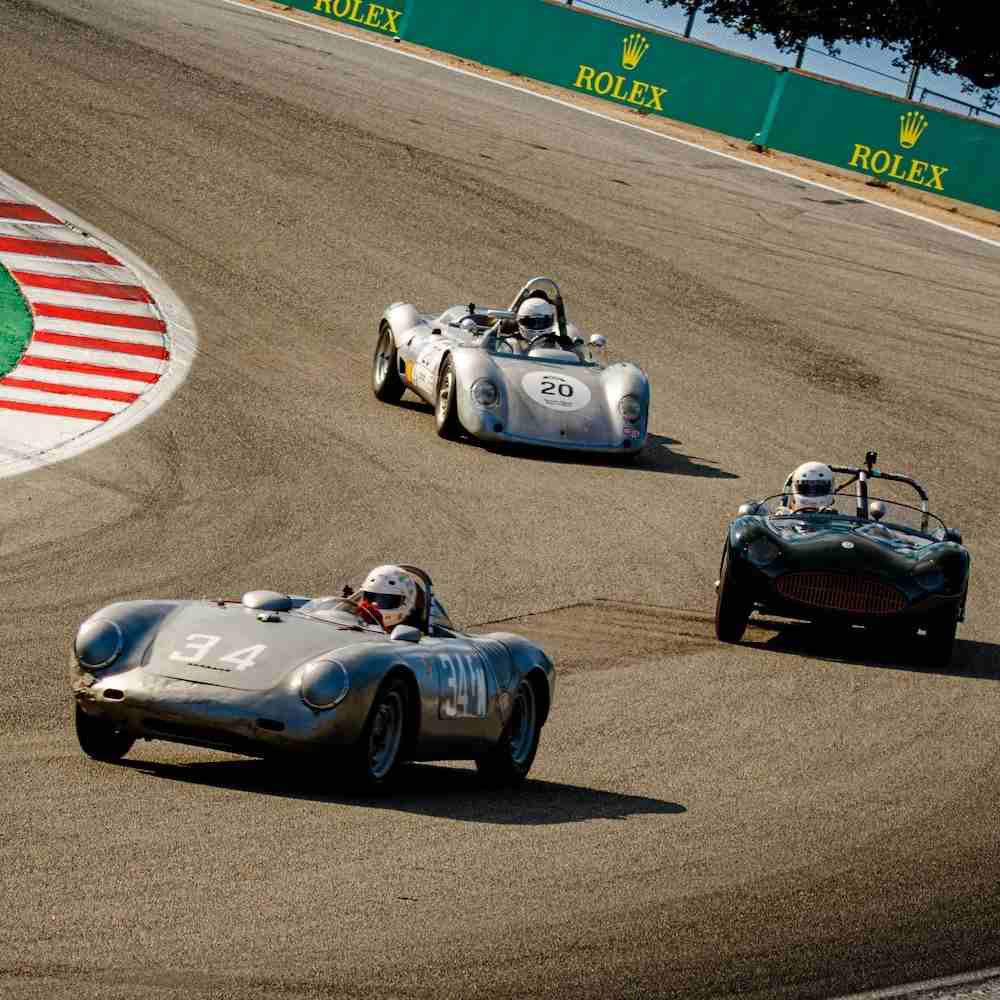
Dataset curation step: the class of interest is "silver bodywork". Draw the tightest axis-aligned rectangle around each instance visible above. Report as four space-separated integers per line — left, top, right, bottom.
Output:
381 277 650 454
71 587 554 763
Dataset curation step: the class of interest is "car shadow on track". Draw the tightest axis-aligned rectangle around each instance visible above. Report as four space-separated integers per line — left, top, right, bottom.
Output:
119 758 687 824
743 618 1000 681
469 432 738 477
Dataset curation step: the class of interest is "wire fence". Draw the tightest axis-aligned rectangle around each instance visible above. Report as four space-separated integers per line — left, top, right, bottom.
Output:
561 0 996 118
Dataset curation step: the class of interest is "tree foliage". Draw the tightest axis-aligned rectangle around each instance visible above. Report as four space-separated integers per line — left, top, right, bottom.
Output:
643 1 999 107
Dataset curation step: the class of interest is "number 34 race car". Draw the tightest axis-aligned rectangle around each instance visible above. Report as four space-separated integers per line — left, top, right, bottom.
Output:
715 454 971 666
71 567 555 788
373 277 651 458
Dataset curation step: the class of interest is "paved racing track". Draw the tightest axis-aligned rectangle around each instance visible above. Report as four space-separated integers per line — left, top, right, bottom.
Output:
2 2 999 997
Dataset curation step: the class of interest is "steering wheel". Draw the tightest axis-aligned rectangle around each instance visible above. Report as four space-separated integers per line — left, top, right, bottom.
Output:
524 331 562 351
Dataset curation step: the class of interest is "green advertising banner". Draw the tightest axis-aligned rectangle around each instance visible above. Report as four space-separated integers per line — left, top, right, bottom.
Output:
286 0 999 214
403 0 776 140
763 72 1000 212
283 0 406 36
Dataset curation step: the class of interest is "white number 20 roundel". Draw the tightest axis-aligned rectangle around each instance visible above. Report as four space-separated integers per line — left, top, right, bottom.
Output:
521 371 591 411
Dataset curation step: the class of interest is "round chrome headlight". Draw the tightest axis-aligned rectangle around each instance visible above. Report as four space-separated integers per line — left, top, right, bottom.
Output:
300 657 350 710
618 394 642 422
471 378 499 408
74 619 124 669
747 537 781 566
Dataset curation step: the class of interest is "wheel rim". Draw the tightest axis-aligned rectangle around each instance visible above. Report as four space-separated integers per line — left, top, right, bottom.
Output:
438 368 453 421
368 690 404 780
374 330 391 386
508 681 537 766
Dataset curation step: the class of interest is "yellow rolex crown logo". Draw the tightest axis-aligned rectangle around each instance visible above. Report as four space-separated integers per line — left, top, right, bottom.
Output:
621 32 650 71
898 110 929 149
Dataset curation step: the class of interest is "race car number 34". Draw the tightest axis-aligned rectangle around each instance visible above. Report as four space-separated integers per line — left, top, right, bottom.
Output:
521 371 591 412
437 654 487 719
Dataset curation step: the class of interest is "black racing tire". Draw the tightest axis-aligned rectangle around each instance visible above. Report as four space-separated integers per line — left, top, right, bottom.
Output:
343 675 410 790
75 704 135 762
373 323 405 403
475 677 542 786
435 355 462 439
922 609 958 669
715 541 752 644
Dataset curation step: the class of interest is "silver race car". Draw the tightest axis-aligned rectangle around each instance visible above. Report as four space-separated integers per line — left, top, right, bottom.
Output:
71 567 554 788
373 277 650 458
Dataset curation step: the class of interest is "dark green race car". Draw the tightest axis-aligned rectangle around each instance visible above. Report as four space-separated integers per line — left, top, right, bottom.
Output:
715 453 970 667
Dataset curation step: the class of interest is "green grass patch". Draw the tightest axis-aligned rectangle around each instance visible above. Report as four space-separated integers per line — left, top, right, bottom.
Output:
0 262 32 377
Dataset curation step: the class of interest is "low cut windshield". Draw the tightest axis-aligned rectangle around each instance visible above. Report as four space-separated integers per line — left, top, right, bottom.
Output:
760 493 948 541
296 596 385 631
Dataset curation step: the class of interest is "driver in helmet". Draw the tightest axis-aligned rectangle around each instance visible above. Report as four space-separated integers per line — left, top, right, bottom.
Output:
355 565 424 632
773 461 836 514
514 294 577 354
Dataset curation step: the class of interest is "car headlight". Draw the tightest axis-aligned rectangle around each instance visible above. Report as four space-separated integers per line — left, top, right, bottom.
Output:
300 657 350 710
618 394 642 422
471 378 499 408
915 566 945 592
746 537 781 566
74 619 124 669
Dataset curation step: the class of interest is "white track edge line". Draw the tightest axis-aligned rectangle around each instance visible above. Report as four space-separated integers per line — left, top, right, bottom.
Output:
217 0 1000 252
0 169 198 479
830 965 1000 1000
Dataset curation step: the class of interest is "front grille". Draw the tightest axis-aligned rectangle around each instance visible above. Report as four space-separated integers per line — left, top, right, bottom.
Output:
776 572 905 615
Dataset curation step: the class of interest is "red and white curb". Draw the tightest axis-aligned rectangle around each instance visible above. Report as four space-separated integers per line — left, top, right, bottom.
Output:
0 171 196 479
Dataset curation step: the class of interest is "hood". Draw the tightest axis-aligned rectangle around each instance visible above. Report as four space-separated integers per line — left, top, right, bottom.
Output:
145 603 385 691
470 353 647 445
760 515 961 576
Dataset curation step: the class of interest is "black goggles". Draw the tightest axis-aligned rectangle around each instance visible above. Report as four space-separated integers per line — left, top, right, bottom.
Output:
794 480 832 496
519 314 555 332
362 591 404 610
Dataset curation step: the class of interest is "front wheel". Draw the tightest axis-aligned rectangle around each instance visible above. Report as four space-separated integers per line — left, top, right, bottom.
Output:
476 678 541 786
922 609 958 669
435 357 462 439
75 704 134 762
715 542 752 643
373 324 405 403
344 675 409 789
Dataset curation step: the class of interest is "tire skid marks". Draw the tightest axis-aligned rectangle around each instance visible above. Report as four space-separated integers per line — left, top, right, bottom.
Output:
0 179 170 427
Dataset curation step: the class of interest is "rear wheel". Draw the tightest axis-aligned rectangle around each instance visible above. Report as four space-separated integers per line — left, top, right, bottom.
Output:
476 677 541 786
715 542 752 643
373 324 405 403
75 704 134 762
344 675 409 789
435 356 462 439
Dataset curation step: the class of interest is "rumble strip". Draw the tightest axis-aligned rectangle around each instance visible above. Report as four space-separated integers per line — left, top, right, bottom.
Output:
0 173 196 478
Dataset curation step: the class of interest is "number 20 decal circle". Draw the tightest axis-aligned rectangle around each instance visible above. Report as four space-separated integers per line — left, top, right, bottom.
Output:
521 371 592 411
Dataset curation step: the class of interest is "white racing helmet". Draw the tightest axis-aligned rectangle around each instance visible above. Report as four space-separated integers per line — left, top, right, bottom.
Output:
360 565 419 630
516 296 557 340
789 461 834 510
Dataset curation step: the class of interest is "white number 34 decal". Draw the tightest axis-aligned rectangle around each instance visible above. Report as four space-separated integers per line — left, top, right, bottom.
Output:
168 634 268 672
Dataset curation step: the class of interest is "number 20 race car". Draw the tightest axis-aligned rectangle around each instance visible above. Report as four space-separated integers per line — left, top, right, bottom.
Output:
71 567 555 788
373 277 651 458
715 454 971 667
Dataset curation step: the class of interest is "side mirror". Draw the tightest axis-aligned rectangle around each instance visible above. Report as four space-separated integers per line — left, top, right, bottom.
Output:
390 624 422 643
944 527 963 544
589 334 607 349
870 501 886 522
737 501 761 516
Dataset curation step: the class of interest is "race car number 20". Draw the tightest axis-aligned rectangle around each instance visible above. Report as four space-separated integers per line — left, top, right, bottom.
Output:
521 371 591 412
437 654 487 720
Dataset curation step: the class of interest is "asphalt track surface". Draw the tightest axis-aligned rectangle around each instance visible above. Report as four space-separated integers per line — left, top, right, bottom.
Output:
1 1 999 997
